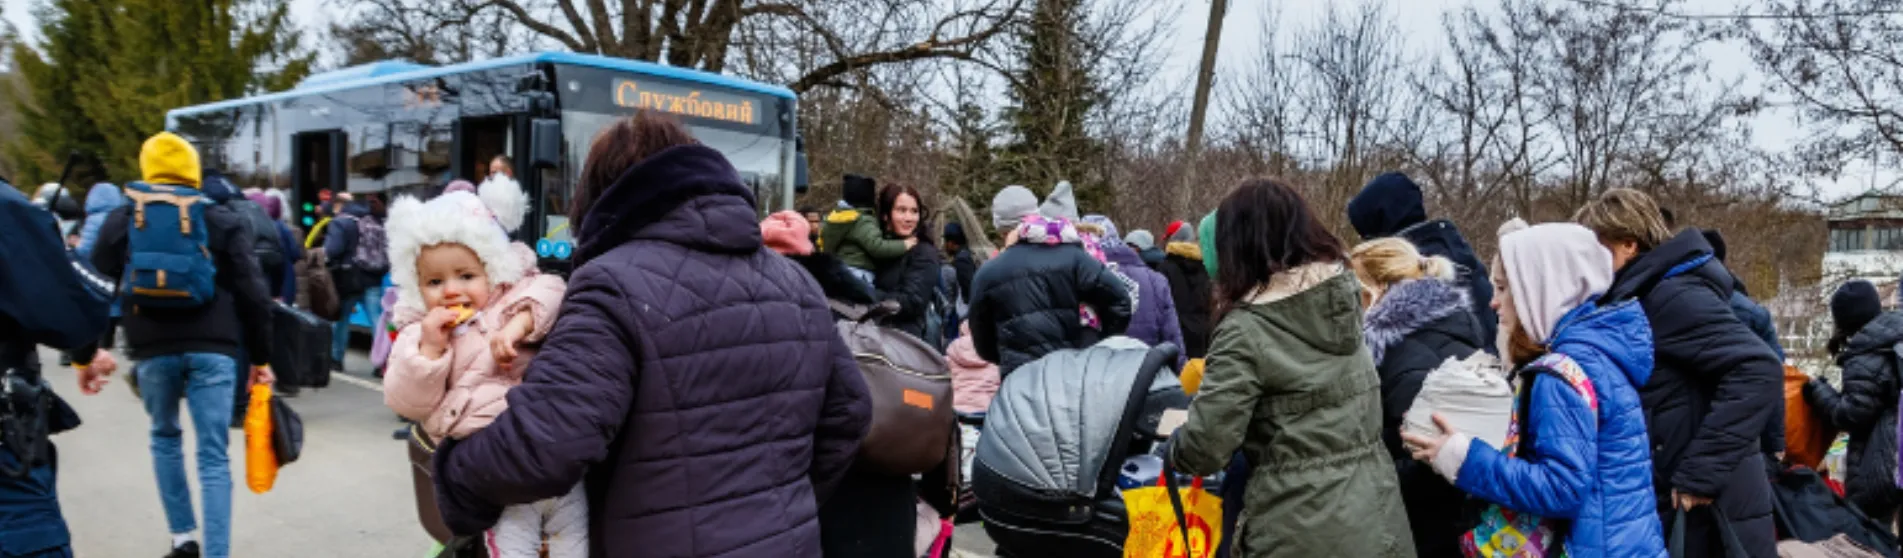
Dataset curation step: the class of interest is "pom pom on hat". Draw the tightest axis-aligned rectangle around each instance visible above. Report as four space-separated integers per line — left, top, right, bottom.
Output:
478 174 529 233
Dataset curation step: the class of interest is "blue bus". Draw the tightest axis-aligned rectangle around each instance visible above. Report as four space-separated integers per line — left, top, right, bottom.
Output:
166 52 809 329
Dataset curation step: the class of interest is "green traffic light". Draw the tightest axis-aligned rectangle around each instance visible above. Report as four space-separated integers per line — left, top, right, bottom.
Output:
302 216 314 226
302 203 314 211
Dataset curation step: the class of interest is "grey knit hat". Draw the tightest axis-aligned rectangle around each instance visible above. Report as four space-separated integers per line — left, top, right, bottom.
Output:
991 185 1038 232
1039 180 1080 222
1126 229 1156 250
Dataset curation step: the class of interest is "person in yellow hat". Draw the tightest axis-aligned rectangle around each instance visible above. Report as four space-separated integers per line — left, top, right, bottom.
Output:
85 132 277 558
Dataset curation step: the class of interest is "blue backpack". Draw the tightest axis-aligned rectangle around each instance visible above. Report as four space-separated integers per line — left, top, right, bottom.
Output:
122 182 218 309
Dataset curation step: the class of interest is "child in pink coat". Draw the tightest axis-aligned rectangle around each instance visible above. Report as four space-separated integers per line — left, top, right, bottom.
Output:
381 180 580 558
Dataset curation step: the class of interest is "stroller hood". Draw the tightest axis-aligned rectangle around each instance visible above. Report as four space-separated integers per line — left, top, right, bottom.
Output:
976 338 1177 502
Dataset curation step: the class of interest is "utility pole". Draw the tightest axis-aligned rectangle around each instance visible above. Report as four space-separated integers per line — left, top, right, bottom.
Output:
1180 0 1228 217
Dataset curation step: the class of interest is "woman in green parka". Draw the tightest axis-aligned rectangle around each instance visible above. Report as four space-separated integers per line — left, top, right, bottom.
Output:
1166 178 1415 557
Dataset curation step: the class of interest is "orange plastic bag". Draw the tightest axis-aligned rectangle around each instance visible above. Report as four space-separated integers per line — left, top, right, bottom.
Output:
1179 359 1207 395
1123 476 1222 558
244 384 278 494
1785 365 1836 469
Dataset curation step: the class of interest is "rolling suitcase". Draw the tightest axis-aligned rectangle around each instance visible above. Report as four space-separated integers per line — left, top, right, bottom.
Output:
270 301 333 388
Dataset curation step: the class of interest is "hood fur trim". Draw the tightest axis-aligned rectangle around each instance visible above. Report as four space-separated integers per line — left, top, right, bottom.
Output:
1246 262 1343 305
1166 241 1202 261
1363 278 1470 365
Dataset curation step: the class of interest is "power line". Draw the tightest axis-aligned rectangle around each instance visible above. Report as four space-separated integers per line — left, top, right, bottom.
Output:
1566 0 1903 21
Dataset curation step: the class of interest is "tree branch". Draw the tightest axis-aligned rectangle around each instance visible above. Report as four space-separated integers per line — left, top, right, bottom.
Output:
584 0 620 54
786 0 1022 93
479 0 589 52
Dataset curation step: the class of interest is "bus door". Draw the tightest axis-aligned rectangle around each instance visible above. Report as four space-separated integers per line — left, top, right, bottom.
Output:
455 115 515 183
291 129 346 232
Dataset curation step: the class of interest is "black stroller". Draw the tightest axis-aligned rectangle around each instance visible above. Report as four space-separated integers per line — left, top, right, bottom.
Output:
971 340 1189 558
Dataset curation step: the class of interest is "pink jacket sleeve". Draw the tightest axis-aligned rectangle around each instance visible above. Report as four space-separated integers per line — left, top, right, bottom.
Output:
495 274 568 344
384 322 454 424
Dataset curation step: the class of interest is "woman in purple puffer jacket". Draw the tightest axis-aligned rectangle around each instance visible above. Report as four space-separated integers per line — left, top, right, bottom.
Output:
431 111 873 558
1081 215 1185 367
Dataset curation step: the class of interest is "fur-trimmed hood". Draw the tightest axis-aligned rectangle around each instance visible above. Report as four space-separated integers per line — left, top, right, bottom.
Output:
1363 278 1471 365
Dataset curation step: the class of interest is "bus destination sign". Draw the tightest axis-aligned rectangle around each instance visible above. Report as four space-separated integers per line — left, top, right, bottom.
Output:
613 79 757 126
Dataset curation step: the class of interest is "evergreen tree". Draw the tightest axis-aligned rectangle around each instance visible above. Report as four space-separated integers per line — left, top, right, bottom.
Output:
1002 0 1106 211
6 0 313 182
943 102 1001 214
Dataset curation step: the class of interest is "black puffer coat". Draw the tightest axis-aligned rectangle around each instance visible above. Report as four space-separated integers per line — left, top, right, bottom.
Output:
968 242 1133 376
1345 172 1498 355
1806 311 1903 521
874 242 943 342
1599 229 1782 558
1155 243 1212 359
1362 278 1484 558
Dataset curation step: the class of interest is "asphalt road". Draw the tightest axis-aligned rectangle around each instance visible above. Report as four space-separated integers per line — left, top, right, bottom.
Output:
43 347 997 558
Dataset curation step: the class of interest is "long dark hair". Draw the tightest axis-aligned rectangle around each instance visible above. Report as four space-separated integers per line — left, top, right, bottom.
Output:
876 182 935 245
570 110 699 226
1211 178 1346 320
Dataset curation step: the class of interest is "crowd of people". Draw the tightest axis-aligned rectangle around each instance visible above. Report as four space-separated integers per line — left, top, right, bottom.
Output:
2 107 1901 558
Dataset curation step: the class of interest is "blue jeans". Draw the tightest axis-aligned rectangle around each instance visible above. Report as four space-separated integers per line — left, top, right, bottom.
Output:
136 353 236 558
331 284 385 367
0 444 73 557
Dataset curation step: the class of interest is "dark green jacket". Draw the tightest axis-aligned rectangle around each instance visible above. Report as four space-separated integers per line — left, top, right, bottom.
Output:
819 208 909 272
1170 264 1415 557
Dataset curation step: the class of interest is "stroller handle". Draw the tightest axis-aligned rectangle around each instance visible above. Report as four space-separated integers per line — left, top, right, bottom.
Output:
955 411 987 426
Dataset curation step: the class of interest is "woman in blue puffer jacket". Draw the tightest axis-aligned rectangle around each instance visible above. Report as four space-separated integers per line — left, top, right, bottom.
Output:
76 182 124 262
1403 222 1665 557
76 183 126 346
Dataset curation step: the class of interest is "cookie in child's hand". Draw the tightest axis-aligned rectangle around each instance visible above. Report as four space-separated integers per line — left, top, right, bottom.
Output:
450 304 476 327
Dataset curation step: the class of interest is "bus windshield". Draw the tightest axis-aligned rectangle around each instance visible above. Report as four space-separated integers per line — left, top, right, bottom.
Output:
542 64 793 245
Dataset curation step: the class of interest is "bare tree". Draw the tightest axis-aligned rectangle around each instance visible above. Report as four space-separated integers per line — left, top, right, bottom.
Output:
1405 4 1561 221
329 0 539 65
416 0 1023 93
1222 1 1301 178
1293 0 1411 213
1744 0 1903 193
1518 0 1736 205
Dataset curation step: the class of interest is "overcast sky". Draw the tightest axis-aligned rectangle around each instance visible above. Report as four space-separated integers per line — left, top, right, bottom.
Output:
0 0 1881 196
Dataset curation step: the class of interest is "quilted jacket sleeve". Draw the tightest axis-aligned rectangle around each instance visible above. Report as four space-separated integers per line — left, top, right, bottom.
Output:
1805 351 1896 435
811 332 872 503
1169 320 1264 476
1652 279 1781 497
850 217 910 262
434 266 637 535
968 269 1002 365
383 323 453 424
1454 375 1595 518
1078 254 1134 337
1155 276 1187 368
496 273 568 344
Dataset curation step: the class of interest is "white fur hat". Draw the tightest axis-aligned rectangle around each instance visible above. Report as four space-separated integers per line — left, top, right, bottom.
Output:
386 181 531 316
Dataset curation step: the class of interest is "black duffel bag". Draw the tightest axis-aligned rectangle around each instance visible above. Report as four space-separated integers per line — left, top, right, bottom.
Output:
270 301 333 388
1772 466 1901 557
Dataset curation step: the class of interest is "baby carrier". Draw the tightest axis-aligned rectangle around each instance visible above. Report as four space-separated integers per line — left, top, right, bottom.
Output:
971 339 1188 558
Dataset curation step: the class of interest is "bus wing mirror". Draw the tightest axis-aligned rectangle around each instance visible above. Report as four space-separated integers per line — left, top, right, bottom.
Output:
530 118 562 170
794 136 810 195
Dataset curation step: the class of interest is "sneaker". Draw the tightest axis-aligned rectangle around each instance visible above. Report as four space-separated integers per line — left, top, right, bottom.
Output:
165 541 200 558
